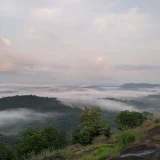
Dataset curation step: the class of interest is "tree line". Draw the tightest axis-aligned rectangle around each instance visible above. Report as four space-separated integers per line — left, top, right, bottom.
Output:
0 108 153 160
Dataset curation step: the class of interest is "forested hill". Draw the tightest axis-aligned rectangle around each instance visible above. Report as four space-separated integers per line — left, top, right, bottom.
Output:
0 95 78 112
0 95 83 133
0 95 117 134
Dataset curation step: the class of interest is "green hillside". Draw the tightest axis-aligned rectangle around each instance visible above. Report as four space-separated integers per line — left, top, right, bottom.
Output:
1 107 159 160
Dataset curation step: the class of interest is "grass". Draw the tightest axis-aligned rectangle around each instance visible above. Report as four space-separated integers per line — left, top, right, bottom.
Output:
153 135 160 140
79 148 113 160
152 118 160 128
77 130 140 160
116 131 136 147
24 149 66 160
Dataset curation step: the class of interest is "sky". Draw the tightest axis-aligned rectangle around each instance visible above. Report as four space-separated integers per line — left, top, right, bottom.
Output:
0 0 160 84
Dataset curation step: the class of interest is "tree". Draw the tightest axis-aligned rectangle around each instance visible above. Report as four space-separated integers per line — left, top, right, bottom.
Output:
16 133 47 157
115 110 153 130
72 107 110 145
16 126 68 158
41 126 67 149
0 143 16 160
20 128 38 139
0 133 3 143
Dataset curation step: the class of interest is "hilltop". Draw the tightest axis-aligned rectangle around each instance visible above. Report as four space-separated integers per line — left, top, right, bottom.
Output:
120 83 160 89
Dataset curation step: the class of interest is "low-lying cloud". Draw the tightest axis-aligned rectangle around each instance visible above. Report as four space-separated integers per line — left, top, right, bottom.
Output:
1 84 155 112
0 108 60 127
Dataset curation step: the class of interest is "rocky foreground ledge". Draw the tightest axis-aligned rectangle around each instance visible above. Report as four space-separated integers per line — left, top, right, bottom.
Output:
109 126 160 160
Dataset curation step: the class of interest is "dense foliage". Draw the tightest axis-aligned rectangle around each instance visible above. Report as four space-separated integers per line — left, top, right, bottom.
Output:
16 127 68 158
115 110 153 130
72 108 111 145
0 95 82 133
0 143 16 160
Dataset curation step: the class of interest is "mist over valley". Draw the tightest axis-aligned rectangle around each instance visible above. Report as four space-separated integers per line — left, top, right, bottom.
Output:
1 83 160 135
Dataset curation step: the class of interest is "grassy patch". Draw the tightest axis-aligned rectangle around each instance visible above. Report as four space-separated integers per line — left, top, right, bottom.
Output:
154 118 160 124
79 145 114 160
153 135 160 140
25 149 66 160
115 131 136 148
151 118 160 128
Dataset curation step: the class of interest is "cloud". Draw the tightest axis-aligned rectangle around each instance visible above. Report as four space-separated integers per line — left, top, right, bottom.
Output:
0 108 60 128
1 0 160 84
31 8 62 20
92 8 150 39
92 18 106 31
0 37 111 83
114 64 160 71
0 60 14 72
95 57 104 64
0 38 36 73
1 38 11 46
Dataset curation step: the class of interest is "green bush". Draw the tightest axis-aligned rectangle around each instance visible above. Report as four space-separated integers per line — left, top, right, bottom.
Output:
154 118 160 124
20 128 38 139
16 132 48 157
41 126 67 149
115 110 153 130
0 143 16 160
116 131 136 148
72 129 93 145
16 126 68 158
72 107 110 145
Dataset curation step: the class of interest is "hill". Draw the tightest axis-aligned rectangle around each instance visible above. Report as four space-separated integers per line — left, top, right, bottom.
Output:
0 95 118 146
0 95 118 134
120 83 160 89
0 95 83 133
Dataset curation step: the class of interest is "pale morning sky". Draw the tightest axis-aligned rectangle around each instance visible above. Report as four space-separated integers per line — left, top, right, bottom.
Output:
0 0 160 84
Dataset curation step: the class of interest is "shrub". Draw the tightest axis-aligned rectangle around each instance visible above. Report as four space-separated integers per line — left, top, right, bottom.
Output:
72 107 110 145
72 129 93 145
17 133 48 157
0 143 16 160
115 110 153 130
154 118 160 124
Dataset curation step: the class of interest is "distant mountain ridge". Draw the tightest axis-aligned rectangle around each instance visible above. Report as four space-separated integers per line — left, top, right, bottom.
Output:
120 83 160 89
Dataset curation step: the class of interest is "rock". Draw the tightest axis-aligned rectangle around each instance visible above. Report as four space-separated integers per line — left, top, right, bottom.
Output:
120 144 157 155
108 126 160 160
108 148 160 160
107 144 160 160
148 126 160 137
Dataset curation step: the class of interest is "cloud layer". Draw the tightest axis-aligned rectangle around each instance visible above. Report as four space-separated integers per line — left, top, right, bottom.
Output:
0 0 160 84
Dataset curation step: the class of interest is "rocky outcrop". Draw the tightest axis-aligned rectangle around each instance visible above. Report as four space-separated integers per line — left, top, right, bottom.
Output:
108 127 160 160
110 149 160 160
